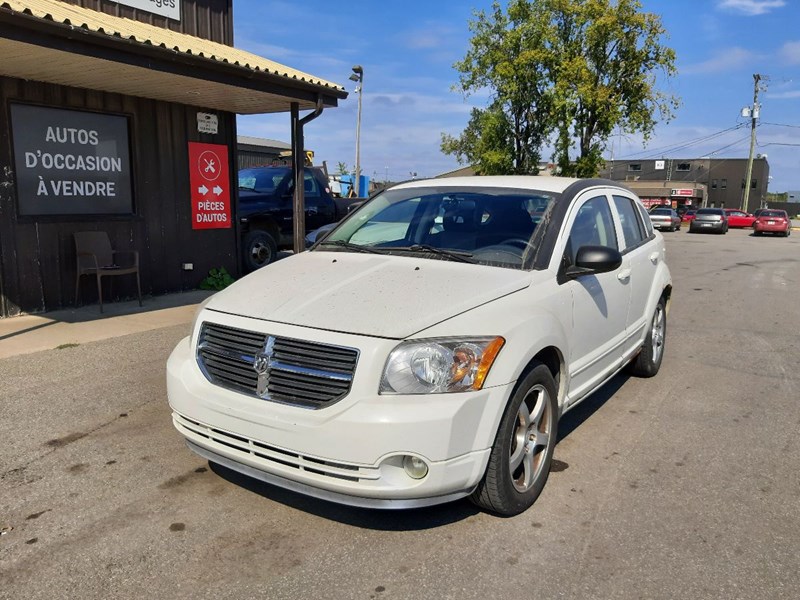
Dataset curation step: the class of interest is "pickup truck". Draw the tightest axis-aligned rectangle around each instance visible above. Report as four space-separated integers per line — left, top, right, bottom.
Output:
237 166 359 271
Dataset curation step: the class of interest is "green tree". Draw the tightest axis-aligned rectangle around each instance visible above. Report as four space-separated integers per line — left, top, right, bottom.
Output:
336 161 349 176
443 0 679 178
442 0 552 175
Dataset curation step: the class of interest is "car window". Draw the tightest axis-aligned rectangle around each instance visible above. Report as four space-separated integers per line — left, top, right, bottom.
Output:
637 203 654 237
652 209 672 215
565 195 618 264
761 210 785 218
613 195 646 249
697 208 722 215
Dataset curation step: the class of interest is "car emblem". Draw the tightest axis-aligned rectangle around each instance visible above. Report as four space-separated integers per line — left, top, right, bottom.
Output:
254 336 276 397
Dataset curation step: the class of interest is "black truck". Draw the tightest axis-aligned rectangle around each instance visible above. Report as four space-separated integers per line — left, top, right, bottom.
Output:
237 166 359 271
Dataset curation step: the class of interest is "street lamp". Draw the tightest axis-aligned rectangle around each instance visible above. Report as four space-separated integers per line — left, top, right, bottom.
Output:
349 65 363 197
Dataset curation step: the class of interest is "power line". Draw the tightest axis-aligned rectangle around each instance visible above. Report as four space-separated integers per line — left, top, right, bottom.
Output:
760 121 800 129
619 123 746 160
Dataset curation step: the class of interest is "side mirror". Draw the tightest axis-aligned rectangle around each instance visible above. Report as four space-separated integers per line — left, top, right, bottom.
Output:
565 245 623 279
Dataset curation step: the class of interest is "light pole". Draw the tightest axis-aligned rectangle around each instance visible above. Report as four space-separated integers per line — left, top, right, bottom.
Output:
349 65 363 197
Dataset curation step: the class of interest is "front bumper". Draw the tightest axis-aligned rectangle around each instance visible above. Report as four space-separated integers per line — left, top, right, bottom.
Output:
167 329 510 507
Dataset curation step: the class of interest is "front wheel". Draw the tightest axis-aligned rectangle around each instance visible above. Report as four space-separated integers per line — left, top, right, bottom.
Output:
628 296 666 377
470 363 558 516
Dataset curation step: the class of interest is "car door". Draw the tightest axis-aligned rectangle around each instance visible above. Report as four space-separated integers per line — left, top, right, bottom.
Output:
611 194 659 360
559 191 630 406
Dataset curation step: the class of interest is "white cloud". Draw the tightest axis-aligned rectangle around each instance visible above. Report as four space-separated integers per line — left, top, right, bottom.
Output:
716 0 786 16
681 47 761 75
780 40 800 65
767 89 800 99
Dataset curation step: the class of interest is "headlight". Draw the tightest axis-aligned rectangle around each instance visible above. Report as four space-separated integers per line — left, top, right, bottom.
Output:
188 295 214 347
380 337 505 394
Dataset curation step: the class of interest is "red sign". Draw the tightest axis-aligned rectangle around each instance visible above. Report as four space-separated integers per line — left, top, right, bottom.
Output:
671 188 694 197
188 142 231 229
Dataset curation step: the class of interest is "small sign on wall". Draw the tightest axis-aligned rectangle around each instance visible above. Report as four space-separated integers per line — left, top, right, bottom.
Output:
111 0 181 20
188 142 231 229
197 112 218 135
655 160 665 170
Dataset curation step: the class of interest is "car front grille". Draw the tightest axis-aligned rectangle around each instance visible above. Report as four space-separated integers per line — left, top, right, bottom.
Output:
197 322 358 409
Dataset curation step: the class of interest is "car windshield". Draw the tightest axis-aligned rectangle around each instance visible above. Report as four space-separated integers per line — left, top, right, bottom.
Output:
652 209 672 215
314 186 559 270
696 208 722 215
760 210 785 218
238 167 291 193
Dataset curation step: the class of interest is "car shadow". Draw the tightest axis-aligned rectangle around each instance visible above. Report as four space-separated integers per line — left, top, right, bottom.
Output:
557 372 630 443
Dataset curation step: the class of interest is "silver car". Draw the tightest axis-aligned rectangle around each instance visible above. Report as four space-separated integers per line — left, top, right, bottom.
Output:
649 208 681 232
689 208 728 234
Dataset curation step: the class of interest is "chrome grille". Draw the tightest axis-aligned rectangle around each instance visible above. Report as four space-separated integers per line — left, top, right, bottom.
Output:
197 322 358 409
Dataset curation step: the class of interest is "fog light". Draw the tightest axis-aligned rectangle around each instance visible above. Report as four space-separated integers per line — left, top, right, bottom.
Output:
402 455 429 480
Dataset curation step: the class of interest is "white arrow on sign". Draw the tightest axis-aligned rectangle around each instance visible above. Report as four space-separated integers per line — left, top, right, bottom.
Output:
198 185 209 195
213 185 223 196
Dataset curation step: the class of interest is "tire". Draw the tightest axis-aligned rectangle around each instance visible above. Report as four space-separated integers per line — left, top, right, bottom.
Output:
470 362 558 516
628 296 666 378
243 230 278 272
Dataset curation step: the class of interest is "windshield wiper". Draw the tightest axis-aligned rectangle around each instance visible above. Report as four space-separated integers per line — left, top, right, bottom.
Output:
399 245 477 264
318 240 385 255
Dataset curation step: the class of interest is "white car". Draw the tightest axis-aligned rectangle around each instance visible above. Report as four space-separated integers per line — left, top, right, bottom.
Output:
167 176 672 516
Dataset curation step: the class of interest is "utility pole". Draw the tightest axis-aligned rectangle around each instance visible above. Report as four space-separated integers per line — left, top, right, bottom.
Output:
742 73 761 213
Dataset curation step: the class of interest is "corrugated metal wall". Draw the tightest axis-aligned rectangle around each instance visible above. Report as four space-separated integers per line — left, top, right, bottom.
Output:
59 0 234 45
0 76 239 317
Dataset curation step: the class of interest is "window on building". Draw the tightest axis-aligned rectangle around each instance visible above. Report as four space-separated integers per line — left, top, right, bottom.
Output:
711 179 718 189
628 163 642 172
676 162 691 171
721 179 727 189
752 179 758 189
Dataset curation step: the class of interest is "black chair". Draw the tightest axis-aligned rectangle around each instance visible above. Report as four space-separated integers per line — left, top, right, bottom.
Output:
74 231 142 313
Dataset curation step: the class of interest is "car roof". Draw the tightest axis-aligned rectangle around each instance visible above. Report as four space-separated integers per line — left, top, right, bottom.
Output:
390 175 584 194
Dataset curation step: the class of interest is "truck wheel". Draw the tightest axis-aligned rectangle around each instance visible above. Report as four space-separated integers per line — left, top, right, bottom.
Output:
470 362 558 516
243 230 277 272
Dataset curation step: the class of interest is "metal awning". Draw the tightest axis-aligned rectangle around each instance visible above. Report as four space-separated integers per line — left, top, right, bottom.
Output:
0 0 348 113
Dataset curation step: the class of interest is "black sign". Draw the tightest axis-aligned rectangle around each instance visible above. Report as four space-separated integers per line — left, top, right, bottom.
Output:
10 104 133 216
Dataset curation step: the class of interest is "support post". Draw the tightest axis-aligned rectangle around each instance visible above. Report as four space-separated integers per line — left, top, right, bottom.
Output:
290 97 325 255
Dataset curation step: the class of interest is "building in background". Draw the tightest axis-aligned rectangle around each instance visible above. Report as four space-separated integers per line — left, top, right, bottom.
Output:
0 0 345 317
236 136 292 170
600 157 770 211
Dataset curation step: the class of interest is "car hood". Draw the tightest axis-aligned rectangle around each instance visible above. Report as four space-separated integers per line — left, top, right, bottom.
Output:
206 251 532 339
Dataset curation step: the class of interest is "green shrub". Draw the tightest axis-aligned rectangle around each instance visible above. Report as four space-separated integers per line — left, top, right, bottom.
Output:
200 267 235 291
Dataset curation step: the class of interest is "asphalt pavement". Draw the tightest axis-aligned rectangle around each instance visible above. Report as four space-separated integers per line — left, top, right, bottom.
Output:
1 228 799 600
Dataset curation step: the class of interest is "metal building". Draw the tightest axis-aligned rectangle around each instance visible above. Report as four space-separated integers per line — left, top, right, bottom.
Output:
0 0 346 317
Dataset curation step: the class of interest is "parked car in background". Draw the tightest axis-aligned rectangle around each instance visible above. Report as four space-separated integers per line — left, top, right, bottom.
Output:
723 209 756 228
689 208 728 234
753 209 791 237
681 209 697 224
167 176 672 516
648 208 681 232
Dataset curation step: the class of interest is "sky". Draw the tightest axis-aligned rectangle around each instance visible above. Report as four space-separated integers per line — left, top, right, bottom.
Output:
234 0 800 192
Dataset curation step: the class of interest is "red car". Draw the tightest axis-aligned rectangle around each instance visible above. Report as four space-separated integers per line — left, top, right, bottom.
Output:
681 209 697 223
753 210 792 237
723 209 756 228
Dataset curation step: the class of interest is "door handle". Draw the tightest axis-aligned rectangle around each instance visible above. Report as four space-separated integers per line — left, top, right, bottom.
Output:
649 252 659 264
617 268 631 281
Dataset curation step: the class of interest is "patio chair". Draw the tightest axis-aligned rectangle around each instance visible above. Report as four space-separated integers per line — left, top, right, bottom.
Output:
74 231 142 313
